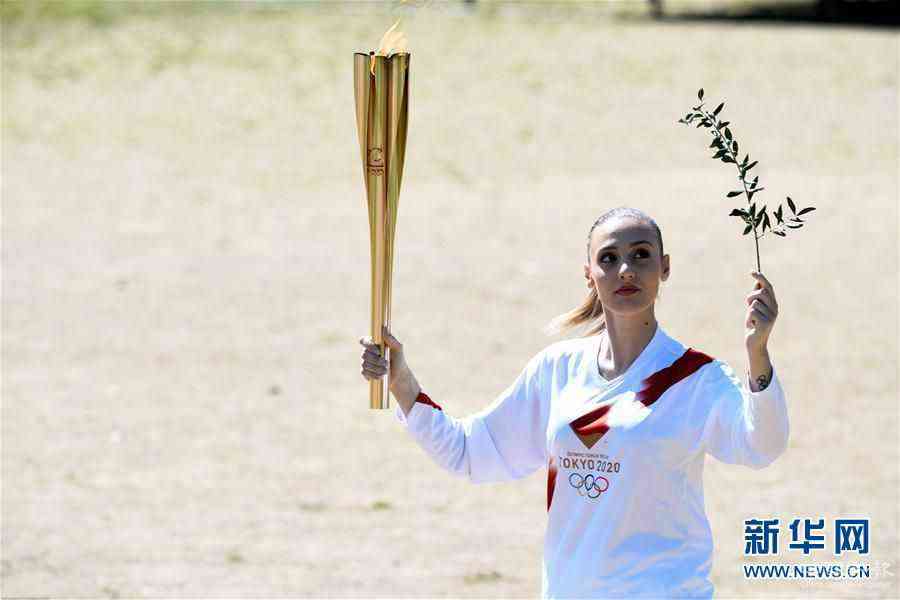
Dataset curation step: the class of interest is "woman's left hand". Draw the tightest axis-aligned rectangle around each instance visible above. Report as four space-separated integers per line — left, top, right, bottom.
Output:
745 271 778 354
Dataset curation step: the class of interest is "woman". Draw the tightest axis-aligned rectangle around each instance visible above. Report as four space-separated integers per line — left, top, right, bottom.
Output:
359 206 789 599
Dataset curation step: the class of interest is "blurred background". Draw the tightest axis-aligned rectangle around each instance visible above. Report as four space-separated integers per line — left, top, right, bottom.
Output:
2 0 897 597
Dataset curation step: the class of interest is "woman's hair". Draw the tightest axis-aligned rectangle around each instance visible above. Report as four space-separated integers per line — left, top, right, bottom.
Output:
543 207 664 337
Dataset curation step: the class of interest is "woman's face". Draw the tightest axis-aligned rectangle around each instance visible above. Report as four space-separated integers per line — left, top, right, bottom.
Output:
583 217 670 316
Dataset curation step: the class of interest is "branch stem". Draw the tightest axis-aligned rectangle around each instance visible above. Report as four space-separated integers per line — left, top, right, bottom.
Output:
701 107 762 273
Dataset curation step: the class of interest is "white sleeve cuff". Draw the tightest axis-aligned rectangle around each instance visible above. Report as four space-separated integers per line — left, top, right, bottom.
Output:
746 365 784 400
395 400 424 427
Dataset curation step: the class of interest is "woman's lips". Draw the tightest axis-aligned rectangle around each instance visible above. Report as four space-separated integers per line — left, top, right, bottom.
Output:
616 288 640 295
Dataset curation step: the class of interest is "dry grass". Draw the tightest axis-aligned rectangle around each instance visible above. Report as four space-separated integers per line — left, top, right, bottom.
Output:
2 2 897 597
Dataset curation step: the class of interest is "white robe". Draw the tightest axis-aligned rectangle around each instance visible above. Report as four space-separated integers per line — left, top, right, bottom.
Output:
395 324 790 599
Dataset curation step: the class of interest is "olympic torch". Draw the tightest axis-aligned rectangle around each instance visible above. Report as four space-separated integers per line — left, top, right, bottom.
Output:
354 21 409 409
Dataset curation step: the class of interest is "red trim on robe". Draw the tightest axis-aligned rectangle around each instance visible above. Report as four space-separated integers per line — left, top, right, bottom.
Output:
547 456 558 511
415 391 443 411
635 348 714 407
569 348 714 449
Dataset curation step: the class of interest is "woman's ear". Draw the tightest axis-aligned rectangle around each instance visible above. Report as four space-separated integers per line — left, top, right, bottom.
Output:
661 254 670 281
584 263 592 287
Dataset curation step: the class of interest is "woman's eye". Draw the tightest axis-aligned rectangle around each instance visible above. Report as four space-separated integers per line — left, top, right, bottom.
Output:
600 249 650 263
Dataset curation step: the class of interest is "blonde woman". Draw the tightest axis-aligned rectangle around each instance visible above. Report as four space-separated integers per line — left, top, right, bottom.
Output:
359 206 789 599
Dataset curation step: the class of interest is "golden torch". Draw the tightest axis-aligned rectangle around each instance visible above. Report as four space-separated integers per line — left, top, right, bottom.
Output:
354 21 409 409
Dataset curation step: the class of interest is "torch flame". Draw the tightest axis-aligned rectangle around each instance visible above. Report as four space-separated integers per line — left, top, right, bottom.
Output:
371 19 407 75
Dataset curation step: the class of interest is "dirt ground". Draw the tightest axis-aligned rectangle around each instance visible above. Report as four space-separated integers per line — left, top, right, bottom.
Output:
2 1 897 598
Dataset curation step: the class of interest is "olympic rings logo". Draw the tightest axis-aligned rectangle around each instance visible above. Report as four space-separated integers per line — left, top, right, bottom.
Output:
568 472 610 499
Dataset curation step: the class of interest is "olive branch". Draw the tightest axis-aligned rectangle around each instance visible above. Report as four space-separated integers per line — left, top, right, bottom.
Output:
678 88 816 273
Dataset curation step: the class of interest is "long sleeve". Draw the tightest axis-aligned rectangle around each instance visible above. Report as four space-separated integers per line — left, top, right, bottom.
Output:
394 350 550 484
700 360 790 469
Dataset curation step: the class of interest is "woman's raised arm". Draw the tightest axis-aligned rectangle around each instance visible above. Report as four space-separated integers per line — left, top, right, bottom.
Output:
360 328 551 484
700 360 790 469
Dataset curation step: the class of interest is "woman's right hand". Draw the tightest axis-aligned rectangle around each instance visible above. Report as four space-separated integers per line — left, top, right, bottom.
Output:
359 326 420 413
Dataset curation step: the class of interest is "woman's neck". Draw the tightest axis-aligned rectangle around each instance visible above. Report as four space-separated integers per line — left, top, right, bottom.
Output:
598 312 659 378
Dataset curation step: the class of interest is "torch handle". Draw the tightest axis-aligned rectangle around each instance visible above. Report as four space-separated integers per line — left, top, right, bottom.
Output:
367 340 390 409
383 345 391 407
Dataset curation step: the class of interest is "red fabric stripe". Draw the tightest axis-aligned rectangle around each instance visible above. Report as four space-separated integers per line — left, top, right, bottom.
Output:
570 403 613 436
635 348 714 408
547 457 558 511
569 348 714 448
415 391 443 411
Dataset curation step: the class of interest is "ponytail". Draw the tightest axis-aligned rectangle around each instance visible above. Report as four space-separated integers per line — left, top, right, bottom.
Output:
542 285 608 337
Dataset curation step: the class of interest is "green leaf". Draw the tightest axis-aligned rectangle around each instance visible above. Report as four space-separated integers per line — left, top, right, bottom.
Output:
745 160 758 172
749 203 757 218
722 156 735 163
786 223 802 229
727 190 743 197
787 197 796 214
798 207 816 215
725 128 732 140
698 88 704 101
732 140 739 154
729 208 745 216
774 206 783 223
773 230 786 237
713 149 727 159
762 212 771 232
741 153 749 167
713 102 724 116
743 224 753 235
719 121 730 128
751 176 759 189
